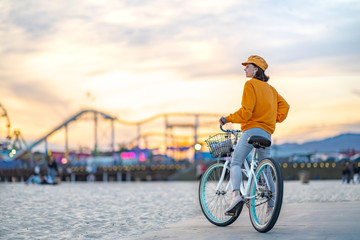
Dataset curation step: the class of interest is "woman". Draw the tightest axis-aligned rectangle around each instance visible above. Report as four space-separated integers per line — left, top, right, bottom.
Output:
219 55 290 214
48 156 58 183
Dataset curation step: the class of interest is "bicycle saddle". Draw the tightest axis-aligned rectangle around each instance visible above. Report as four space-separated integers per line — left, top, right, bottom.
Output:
248 136 271 148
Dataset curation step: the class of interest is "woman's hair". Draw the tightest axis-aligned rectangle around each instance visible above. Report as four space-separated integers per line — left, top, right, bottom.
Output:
252 63 269 82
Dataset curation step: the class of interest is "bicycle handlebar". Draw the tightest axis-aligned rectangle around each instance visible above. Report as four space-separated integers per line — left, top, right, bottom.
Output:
219 124 242 133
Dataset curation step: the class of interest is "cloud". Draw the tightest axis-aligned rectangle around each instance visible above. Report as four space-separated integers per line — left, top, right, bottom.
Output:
353 89 360 97
1 0 360 146
3 0 359 81
8 80 66 106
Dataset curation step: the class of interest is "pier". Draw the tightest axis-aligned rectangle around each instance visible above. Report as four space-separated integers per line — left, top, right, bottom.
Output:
0 161 348 183
0 164 188 182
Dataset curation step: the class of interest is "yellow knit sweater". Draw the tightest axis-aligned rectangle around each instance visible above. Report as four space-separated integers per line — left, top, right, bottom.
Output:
225 78 289 134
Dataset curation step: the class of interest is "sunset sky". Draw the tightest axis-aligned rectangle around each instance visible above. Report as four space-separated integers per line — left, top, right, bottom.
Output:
1 0 360 152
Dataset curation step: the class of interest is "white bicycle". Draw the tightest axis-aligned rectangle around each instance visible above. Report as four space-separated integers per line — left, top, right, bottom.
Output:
199 125 283 233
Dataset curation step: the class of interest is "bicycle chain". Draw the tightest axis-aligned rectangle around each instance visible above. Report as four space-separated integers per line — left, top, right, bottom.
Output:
245 194 271 208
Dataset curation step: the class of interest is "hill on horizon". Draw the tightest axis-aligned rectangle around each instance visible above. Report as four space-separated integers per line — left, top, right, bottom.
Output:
276 133 360 153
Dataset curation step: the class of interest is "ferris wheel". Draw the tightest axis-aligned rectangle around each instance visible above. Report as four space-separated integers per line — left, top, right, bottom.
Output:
0 102 11 149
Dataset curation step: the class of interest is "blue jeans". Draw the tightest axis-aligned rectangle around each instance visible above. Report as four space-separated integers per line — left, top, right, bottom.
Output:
27 175 41 184
48 168 57 183
230 128 271 191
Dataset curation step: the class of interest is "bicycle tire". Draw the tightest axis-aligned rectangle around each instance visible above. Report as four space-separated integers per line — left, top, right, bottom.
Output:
248 158 283 233
199 160 242 226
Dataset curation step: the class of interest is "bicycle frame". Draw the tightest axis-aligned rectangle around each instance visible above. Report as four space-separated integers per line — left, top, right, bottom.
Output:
214 140 270 200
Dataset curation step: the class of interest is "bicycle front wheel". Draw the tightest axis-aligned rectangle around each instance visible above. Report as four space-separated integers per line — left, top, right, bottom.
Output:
249 158 283 233
199 160 242 226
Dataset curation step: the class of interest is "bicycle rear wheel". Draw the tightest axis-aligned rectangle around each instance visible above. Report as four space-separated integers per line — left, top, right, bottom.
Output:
248 158 283 233
199 160 242 226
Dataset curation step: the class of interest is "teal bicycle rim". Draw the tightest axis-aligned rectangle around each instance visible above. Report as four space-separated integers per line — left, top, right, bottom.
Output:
201 163 232 223
250 162 273 228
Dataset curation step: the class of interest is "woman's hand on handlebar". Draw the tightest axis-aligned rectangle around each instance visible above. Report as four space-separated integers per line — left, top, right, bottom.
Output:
219 116 226 126
219 121 241 134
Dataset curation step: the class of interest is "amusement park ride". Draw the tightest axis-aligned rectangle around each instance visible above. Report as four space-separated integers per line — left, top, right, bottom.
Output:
0 101 220 163
0 102 28 159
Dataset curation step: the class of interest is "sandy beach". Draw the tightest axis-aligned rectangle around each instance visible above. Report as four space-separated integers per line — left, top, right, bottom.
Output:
1 180 360 239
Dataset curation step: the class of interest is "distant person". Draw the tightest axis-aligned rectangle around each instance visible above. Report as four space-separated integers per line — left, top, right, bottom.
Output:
352 162 359 184
219 55 290 215
66 167 72 182
86 163 96 182
48 156 58 183
342 162 351 184
26 165 41 184
26 166 58 185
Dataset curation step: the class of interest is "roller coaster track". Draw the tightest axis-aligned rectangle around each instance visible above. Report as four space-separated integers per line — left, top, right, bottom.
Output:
11 109 220 160
11 109 111 160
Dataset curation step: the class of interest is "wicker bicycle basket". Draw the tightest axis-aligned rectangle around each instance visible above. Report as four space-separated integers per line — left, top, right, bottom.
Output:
205 133 237 158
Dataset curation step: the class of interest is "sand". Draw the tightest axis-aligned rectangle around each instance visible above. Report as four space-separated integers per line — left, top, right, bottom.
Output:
1 180 360 239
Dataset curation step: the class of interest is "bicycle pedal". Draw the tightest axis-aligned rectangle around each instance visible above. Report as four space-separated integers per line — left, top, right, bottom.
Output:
225 211 236 216
225 201 243 216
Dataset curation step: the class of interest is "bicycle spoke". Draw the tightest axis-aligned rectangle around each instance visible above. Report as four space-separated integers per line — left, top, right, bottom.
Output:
199 161 241 226
249 158 283 233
